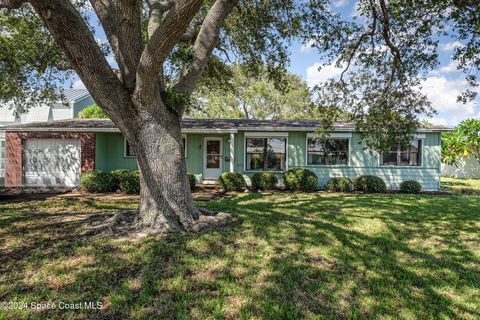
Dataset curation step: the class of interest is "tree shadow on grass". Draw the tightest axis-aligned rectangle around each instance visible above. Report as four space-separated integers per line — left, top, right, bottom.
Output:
1 193 480 319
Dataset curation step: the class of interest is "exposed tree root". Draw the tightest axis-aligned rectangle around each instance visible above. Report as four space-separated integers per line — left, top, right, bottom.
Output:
79 207 233 239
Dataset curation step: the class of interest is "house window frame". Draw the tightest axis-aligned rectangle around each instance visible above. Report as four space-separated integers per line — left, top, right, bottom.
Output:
124 138 135 158
305 133 352 167
244 132 288 172
378 136 425 167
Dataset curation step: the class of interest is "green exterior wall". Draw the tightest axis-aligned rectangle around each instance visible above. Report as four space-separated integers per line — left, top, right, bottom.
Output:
95 130 442 191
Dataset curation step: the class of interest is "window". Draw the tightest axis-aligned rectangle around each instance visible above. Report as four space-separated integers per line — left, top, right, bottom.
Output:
307 138 349 165
124 139 135 157
381 140 422 166
246 137 286 171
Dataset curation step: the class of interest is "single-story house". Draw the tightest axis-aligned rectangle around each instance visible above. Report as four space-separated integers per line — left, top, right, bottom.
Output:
1 118 449 191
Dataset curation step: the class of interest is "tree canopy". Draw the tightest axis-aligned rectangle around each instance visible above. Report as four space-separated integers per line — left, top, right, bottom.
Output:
76 104 109 119
442 119 480 166
189 64 321 120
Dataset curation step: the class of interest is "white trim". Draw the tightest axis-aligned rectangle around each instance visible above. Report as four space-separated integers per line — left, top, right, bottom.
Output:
414 134 426 139
123 138 135 158
306 132 352 139
182 134 187 158
305 135 351 167
377 138 424 167
243 135 288 172
203 137 223 180
244 131 289 138
229 133 235 173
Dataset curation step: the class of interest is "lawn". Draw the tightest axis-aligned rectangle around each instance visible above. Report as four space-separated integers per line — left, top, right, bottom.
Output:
1 179 480 319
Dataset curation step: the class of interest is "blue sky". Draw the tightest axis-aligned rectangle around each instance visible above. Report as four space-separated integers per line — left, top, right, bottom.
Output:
73 0 479 127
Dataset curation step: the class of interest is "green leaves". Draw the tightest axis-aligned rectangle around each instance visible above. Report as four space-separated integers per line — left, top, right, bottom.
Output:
77 104 109 119
442 119 480 165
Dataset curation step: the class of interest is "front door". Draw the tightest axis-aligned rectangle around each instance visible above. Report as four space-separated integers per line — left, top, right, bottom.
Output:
203 137 223 180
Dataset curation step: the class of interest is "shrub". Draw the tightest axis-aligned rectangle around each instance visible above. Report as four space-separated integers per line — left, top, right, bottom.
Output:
80 171 116 193
187 173 197 191
326 177 353 192
283 168 318 192
400 180 422 194
218 172 246 192
354 175 387 193
251 172 278 191
111 169 140 194
76 104 109 119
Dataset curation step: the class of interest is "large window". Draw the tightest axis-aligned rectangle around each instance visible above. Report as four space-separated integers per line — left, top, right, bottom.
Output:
246 138 286 171
381 140 422 166
307 138 349 165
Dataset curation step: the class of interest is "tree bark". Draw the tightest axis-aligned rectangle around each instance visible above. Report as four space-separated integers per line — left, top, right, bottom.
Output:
128 101 199 232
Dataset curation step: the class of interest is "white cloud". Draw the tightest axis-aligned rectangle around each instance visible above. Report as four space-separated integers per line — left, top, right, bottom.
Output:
306 62 344 87
333 0 349 8
441 41 464 52
300 39 315 53
439 60 460 73
72 79 86 89
420 75 477 117
428 117 448 126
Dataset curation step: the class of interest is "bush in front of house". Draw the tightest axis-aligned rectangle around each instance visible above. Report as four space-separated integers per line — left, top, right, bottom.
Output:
283 168 318 192
187 173 197 191
111 169 140 194
326 177 353 192
354 175 387 193
251 172 278 191
80 171 116 193
218 172 246 192
400 180 422 194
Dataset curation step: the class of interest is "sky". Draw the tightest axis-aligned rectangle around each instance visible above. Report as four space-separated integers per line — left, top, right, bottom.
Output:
72 0 479 127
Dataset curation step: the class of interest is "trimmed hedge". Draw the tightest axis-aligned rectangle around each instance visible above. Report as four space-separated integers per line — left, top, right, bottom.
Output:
111 169 140 194
187 173 197 191
80 171 116 193
400 180 421 194
354 175 387 193
326 177 353 192
218 172 246 192
251 172 278 191
283 168 318 192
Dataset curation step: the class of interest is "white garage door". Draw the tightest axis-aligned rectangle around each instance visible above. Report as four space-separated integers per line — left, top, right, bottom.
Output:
23 139 81 187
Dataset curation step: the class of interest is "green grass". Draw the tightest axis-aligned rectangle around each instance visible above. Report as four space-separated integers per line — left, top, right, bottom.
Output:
442 177 480 196
0 179 480 319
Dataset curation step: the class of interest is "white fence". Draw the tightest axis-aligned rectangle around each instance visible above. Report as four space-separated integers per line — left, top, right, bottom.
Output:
441 155 480 178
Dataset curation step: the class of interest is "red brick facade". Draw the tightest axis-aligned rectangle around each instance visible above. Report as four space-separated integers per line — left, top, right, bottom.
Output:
5 132 95 187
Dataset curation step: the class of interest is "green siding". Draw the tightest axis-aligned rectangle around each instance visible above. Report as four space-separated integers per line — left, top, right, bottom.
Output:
95 133 137 171
236 131 442 191
95 132 230 183
95 131 442 191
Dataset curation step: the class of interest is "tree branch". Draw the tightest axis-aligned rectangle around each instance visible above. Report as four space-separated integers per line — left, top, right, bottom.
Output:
29 0 133 124
135 0 204 103
0 0 26 8
174 0 238 96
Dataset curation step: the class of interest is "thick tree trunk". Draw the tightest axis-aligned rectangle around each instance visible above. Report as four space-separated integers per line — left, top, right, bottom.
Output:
128 103 199 232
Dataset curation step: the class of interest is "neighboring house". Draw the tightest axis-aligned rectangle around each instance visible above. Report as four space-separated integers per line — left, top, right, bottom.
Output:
0 89 94 186
442 155 480 178
2 118 449 191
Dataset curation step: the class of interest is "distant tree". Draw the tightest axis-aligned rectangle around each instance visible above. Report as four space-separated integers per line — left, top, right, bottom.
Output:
190 65 319 120
77 104 108 119
442 119 480 165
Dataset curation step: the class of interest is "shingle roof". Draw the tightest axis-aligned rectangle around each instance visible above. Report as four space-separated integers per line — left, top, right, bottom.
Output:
60 89 91 102
1 118 450 132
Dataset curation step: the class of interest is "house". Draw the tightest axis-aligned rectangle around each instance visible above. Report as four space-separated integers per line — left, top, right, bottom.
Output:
0 89 94 186
1 118 449 191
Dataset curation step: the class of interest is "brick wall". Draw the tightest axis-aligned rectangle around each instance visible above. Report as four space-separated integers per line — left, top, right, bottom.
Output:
5 131 95 187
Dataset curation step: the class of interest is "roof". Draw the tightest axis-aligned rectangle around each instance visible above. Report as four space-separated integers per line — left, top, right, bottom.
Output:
0 118 451 132
60 89 91 103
